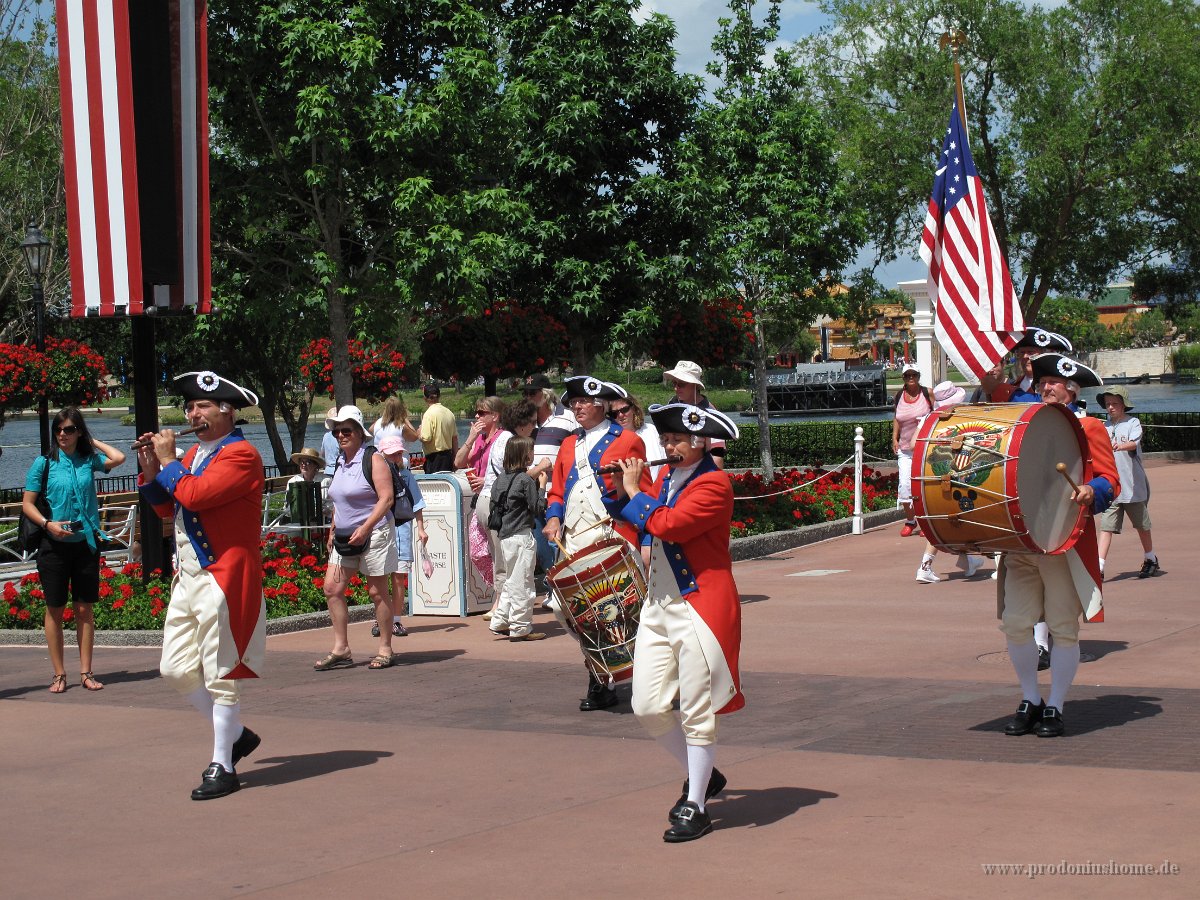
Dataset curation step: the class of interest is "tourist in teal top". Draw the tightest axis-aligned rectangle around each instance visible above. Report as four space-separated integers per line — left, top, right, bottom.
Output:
22 407 125 694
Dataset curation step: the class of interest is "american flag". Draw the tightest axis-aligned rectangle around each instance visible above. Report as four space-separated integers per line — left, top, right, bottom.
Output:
919 104 1022 378
56 0 210 317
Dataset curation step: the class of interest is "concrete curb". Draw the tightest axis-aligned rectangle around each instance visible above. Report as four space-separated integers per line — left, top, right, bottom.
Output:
730 506 907 561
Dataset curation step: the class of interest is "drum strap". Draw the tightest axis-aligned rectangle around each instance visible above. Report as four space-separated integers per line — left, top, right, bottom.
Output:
561 438 614 557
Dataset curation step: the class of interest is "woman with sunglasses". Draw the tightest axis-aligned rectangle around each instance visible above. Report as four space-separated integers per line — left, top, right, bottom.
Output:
610 394 663 481
317 406 399 671
22 407 126 693
454 396 507 589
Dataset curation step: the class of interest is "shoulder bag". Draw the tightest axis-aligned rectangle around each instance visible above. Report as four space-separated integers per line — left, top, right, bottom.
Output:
18 456 52 554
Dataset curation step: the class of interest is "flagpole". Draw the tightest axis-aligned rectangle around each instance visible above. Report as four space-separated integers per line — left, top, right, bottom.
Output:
939 29 969 142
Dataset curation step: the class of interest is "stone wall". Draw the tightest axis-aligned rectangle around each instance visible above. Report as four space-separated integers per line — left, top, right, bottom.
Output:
1082 346 1172 378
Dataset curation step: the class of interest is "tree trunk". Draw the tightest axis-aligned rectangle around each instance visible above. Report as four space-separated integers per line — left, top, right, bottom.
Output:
483 373 498 396
752 312 775 481
327 278 354 406
255 386 288 469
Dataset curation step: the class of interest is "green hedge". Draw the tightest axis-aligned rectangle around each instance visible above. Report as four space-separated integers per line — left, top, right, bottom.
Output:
727 421 893 468
1171 344 1200 371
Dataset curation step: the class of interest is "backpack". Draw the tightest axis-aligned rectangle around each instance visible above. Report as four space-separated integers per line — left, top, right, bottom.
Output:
487 474 511 533
340 445 415 523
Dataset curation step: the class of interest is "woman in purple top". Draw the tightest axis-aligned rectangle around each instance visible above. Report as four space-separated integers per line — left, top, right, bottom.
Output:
316 406 399 671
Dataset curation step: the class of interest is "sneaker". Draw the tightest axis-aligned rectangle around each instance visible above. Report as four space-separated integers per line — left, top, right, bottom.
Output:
915 563 941 584
963 554 985 577
900 521 919 537
1138 558 1160 579
370 620 380 638
392 621 408 637
509 631 547 642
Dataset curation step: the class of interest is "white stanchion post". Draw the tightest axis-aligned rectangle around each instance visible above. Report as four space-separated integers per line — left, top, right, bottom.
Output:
852 426 864 535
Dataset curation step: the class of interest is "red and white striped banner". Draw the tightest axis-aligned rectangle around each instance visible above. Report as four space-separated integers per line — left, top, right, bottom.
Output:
57 0 210 317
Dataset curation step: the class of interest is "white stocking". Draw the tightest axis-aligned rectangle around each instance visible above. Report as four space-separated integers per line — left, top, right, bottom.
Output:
1033 621 1049 651
1007 639 1041 704
655 724 689 774
186 686 213 717
212 702 242 772
686 743 716 811
1047 643 1080 711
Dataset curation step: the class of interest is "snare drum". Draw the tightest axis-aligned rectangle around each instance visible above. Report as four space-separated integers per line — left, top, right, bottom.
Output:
547 538 646 682
911 402 1087 555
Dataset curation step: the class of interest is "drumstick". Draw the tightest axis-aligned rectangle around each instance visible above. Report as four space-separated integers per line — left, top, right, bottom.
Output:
1055 462 1080 491
130 423 208 450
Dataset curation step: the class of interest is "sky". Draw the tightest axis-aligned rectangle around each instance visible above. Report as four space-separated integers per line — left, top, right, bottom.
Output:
636 0 930 289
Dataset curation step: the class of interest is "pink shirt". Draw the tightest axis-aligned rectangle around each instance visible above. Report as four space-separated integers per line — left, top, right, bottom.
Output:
894 391 932 451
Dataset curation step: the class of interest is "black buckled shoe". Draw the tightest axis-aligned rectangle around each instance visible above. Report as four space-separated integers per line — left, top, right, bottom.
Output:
1003 700 1045 736
669 768 728 823
579 680 618 711
663 802 713 843
190 763 240 801
232 726 261 767
1035 705 1065 737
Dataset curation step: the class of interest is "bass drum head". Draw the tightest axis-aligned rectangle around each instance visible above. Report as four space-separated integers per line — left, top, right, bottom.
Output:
1015 404 1086 553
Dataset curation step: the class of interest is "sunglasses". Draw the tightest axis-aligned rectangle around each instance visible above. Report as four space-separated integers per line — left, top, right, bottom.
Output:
610 405 632 416
331 427 358 437
54 424 80 435
474 409 492 416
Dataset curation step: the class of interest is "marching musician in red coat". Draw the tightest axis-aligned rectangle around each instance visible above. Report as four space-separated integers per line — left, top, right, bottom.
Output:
543 375 652 711
613 402 743 843
137 371 265 800
998 354 1119 739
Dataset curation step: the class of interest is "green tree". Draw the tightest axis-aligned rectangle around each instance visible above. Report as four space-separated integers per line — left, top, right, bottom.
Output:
800 0 1200 321
496 0 707 370
206 0 524 413
0 0 68 342
1036 296 1103 352
698 0 866 479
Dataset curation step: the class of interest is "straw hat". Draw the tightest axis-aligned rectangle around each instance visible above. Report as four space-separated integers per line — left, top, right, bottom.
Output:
290 447 325 467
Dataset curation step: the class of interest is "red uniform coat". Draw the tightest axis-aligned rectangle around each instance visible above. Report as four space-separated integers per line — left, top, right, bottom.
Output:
621 457 744 714
1071 414 1120 622
139 432 265 678
546 422 651 548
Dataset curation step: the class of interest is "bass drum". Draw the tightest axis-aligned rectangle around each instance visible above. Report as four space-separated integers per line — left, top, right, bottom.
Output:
546 538 646 682
911 402 1088 555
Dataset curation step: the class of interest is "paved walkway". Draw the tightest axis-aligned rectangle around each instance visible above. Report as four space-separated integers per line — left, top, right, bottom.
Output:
3 460 1197 898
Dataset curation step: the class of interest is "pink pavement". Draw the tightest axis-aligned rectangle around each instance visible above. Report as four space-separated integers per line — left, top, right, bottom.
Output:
2 458 1197 897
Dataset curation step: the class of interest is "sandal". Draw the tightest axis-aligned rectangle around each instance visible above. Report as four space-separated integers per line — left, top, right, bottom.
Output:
392 621 408 637
49 673 67 694
370 620 381 638
80 672 104 691
367 653 394 669
314 651 354 671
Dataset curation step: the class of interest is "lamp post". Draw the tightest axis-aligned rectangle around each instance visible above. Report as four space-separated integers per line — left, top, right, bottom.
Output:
20 223 52 455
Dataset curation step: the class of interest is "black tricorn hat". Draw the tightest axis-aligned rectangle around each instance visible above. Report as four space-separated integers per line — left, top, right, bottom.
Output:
174 371 259 408
648 402 739 441
1015 327 1073 353
561 375 628 402
1028 353 1102 390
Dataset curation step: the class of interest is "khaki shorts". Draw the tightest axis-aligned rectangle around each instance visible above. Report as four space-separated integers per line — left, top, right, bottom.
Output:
329 521 398 577
1098 501 1151 534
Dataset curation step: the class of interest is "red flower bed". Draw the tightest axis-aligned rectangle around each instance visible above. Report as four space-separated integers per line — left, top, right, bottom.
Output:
729 466 898 538
300 338 409 402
